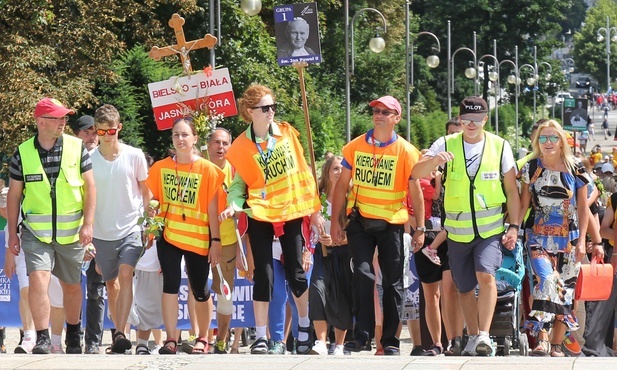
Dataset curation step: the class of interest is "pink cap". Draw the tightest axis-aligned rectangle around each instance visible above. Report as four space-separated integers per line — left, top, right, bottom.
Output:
34 98 75 118
369 96 401 115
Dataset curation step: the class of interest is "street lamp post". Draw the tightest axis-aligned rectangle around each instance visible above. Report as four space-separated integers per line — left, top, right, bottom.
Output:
495 55 518 136
478 52 499 131
447 21 477 118
537 61 552 119
597 16 617 92
560 58 575 122
406 8 440 141
209 0 262 67
344 2 387 142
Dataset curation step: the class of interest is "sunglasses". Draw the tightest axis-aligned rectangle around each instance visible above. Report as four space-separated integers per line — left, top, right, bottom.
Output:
372 107 396 116
251 103 277 113
96 128 119 136
41 116 69 122
460 119 484 126
538 135 560 144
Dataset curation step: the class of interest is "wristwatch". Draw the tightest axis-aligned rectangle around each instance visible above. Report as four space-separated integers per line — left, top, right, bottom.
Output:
416 226 427 232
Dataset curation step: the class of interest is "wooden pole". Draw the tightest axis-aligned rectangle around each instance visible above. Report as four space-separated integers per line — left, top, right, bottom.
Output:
293 62 318 193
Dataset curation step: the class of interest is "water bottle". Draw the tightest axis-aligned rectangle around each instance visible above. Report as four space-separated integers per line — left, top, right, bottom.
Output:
309 225 320 246
81 260 91 276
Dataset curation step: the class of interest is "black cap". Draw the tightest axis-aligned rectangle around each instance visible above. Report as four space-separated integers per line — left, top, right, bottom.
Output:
459 97 488 121
72 115 95 132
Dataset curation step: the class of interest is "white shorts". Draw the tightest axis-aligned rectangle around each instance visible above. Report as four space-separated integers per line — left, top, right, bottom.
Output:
128 270 163 331
48 274 64 309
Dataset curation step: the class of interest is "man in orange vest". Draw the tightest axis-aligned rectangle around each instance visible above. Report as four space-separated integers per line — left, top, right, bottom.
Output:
331 95 425 356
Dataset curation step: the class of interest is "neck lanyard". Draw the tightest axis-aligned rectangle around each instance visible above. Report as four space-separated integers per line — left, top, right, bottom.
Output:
174 156 195 221
251 124 276 198
371 134 385 173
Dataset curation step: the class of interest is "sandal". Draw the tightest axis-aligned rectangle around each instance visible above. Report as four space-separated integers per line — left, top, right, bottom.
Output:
158 339 178 355
550 343 565 357
422 344 444 356
422 247 441 265
530 340 550 357
110 331 132 354
296 326 313 354
191 337 208 354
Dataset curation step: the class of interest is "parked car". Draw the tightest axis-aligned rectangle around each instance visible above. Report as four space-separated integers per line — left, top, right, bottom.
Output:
576 77 591 88
555 92 573 105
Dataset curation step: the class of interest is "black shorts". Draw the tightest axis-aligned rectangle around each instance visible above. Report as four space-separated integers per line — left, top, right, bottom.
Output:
414 239 450 284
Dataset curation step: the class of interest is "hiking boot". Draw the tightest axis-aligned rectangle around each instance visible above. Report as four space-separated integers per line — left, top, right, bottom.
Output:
267 340 286 355
32 336 52 354
65 330 82 354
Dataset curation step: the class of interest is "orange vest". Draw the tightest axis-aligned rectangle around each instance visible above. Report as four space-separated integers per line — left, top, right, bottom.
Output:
343 134 421 224
227 122 320 222
146 157 225 256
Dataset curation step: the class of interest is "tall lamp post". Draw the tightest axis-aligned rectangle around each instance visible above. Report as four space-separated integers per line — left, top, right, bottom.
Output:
209 0 262 67
560 58 575 121
478 53 499 131
345 2 387 142
406 24 440 141
537 61 552 119
447 21 477 117
494 55 518 136
597 16 617 92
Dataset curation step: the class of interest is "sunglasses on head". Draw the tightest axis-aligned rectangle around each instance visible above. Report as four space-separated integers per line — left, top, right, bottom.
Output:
251 103 277 113
538 135 560 144
460 119 484 126
372 107 396 116
96 128 119 136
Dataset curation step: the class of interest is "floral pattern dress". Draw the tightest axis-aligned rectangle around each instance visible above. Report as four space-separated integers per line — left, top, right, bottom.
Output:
521 159 586 334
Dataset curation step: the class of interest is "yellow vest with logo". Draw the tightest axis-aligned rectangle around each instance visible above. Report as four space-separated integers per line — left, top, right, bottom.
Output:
443 132 506 242
19 135 84 244
227 122 320 222
342 134 420 224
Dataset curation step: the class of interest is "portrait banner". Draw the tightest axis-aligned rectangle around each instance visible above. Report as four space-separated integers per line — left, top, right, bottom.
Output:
274 3 322 67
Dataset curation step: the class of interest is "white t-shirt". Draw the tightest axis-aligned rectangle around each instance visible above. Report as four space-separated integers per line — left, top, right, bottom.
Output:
91 144 148 240
425 135 516 179
135 243 160 272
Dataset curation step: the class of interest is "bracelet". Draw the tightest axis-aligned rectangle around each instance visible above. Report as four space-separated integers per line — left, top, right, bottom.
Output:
211 238 221 242
593 242 604 246
507 224 520 231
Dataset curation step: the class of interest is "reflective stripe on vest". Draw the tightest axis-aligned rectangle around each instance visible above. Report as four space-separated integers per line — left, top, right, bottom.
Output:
343 137 418 224
227 123 320 223
443 132 506 242
19 135 84 244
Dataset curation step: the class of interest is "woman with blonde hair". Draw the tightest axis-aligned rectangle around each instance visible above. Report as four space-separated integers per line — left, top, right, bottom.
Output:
517 119 603 357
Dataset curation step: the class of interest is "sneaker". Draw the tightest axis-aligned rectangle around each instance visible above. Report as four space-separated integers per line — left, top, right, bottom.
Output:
250 337 269 354
135 343 150 355
422 247 441 265
475 332 493 356
267 340 286 355
151 345 161 355
332 344 348 356
65 331 82 354
383 346 400 355
410 345 424 356
214 340 228 354
461 335 478 356
344 339 371 352
309 340 328 355
32 336 51 355
111 331 132 354
15 340 35 354
85 344 100 354
445 336 462 356
562 333 581 356
51 343 65 354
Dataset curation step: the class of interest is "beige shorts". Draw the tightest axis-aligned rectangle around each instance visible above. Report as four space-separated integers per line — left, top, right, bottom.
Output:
211 242 237 295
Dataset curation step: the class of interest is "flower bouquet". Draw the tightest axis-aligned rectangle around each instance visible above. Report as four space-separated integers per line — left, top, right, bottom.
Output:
138 200 165 244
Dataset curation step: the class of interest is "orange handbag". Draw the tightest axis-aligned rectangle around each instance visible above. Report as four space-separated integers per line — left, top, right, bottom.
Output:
574 257 614 301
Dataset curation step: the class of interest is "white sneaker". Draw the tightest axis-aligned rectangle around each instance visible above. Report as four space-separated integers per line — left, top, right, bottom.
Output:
309 340 328 355
461 335 477 356
151 345 162 355
51 343 65 354
475 332 493 356
14 340 36 354
332 345 346 356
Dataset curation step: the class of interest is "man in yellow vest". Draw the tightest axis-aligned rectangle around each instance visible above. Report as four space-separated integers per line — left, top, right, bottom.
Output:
331 95 425 356
5 97 96 354
412 96 520 357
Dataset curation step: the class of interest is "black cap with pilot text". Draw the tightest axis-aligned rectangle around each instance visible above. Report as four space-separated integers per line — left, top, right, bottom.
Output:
459 97 488 121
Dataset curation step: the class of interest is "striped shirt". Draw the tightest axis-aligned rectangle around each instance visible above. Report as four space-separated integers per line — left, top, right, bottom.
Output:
9 134 92 183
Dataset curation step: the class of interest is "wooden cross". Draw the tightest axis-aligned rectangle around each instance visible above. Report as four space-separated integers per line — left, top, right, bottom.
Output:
148 13 217 73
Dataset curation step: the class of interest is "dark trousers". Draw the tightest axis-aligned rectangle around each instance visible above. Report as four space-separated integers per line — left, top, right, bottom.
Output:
248 217 308 302
346 217 404 349
582 274 617 357
85 259 105 346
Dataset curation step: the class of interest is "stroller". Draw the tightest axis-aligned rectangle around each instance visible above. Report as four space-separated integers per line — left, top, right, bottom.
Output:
490 238 530 356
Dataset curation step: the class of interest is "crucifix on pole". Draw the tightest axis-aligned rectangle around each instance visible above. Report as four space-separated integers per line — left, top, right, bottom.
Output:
148 13 218 73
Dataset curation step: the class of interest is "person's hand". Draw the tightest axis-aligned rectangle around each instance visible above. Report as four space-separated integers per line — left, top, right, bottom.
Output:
79 223 93 247
575 241 586 263
83 243 96 262
208 241 222 266
302 250 313 272
219 205 236 222
7 232 20 256
432 151 455 167
235 244 247 272
331 220 345 246
501 228 518 250
319 233 333 247
310 213 325 236
591 242 605 263
4 249 16 278
412 231 425 253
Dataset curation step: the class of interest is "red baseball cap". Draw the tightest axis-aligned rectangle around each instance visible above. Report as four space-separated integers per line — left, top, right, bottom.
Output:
34 98 75 118
369 96 401 115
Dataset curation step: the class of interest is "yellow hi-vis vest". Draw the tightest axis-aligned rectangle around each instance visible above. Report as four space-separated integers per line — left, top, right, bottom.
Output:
443 132 506 242
19 135 84 244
